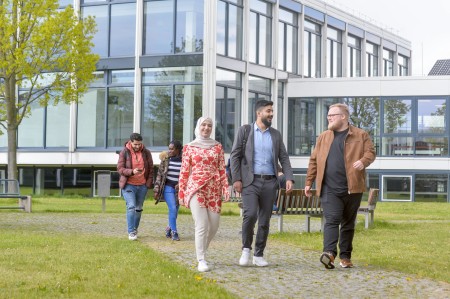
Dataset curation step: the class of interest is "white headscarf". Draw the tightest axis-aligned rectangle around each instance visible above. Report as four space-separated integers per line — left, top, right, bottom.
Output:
188 117 220 149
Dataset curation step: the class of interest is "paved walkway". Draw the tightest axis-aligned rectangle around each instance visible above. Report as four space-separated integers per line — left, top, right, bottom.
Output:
3 212 449 299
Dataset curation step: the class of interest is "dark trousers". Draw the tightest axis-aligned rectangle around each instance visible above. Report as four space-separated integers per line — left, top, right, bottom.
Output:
321 184 362 259
241 177 278 257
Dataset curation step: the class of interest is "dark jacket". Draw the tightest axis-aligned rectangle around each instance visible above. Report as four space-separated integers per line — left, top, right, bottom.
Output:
306 124 376 197
230 123 294 188
117 143 154 189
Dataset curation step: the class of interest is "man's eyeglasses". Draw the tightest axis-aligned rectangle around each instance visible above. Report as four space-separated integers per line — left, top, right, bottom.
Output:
327 113 342 118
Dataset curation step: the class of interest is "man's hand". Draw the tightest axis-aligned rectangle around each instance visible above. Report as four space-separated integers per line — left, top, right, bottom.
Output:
285 180 294 194
353 160 365 170
304 185 312 197
233 181 242 193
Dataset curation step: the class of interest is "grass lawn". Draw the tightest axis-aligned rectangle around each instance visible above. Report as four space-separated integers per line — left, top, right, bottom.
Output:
0 225 237 299
270 201 450 283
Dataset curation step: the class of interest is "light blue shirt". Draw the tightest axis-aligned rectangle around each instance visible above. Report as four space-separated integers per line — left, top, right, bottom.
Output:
253 123 275 175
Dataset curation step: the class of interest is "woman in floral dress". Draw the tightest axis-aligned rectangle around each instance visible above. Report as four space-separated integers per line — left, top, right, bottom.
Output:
178 117 230 272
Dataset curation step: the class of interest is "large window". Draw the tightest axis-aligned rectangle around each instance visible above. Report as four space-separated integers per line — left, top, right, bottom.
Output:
278 7 298 73
216 69 242 152
382 98 448 156
249 0 272 66
17 90 70 148
383 49 394 76
366 42 379 77
77 70 135 148
288 98 315 156
81 1 136 57
347 35 361 77
217 0 243 59
248 75 271 123
303 19 321 78
398 55 409 76
326 27 342 77
141 66 203 147
144 0 204 55
382 175 412 201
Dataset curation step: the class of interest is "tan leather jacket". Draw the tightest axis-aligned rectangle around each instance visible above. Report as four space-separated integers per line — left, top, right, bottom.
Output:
306 125 376 197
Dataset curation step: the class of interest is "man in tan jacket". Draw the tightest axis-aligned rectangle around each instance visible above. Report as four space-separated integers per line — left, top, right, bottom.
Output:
305 103 375 269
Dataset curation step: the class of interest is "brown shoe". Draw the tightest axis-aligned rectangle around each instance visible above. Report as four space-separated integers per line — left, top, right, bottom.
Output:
339 258 354 268
320 252 335 269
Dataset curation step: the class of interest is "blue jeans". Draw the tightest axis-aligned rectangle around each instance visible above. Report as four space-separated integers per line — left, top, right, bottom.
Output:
164 185 179 232
122 184 148 233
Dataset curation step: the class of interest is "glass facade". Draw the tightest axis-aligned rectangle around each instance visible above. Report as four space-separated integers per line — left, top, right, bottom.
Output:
366 42 379 77
144 0 204 54
249 0 272 66
7 0 447 202
347 35 362 77
303 19 321 78
383 48 394 76
217 0 243 59
326 27 342 77
278 7 298 73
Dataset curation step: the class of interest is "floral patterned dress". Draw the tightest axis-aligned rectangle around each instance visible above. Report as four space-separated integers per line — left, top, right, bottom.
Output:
178 143 229 213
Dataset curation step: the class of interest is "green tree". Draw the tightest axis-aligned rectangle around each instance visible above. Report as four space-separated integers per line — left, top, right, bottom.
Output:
0 0 99 187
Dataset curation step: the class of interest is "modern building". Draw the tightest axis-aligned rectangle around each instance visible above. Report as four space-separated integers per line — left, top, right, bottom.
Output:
0 0 448 203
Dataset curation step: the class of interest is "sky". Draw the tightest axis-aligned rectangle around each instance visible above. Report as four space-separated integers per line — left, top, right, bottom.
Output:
323 0 450 76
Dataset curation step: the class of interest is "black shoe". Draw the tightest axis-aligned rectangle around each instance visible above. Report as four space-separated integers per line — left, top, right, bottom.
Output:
172 231 180 241
320 252 335 269
165 226 172 238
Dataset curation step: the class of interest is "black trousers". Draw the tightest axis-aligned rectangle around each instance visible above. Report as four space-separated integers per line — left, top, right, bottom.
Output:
241 177 278 257
321 184 362 259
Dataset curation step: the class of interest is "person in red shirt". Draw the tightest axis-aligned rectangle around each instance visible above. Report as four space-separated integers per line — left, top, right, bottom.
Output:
117 133 153 241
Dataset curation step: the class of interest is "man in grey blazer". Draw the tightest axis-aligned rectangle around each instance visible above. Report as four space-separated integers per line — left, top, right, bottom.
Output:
230 100 294 267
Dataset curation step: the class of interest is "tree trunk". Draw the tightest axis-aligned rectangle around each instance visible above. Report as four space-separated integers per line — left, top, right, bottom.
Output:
5 75 19 192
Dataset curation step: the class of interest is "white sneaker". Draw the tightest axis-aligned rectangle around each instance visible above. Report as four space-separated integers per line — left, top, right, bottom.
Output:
253 256 269 267
239 248 251 266
198 260 210 272
128 232 137 241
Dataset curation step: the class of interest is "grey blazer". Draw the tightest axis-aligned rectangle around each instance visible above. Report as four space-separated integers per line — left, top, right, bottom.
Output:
230 123 294 188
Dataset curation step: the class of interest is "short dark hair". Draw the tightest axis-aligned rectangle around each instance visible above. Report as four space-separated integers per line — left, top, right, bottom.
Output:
255 100 273 112
130 133 143 142
170 140 183 151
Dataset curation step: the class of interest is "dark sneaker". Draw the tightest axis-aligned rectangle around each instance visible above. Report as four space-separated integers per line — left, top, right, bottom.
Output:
340 258 354 268
172 231 180 241
165 226 172 238
320 252 335 269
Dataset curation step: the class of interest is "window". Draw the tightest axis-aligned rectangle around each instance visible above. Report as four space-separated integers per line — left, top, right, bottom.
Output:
382 175 412 201
249 0 272 66
366 42 379 77
278 7 298 73
144 0 204 55
398 55 409 76
141 66 203 147
288 98 316 156
17 80 70 148
415 174 448 202
277 82 285 133
77 70 135 148
248 75 271 123
217 0 243 59
81 1 136 58
347 35 361 77
383 49 394 76
382 98 448 157
326 27 342 77
216 69 242 152
303 19 321 78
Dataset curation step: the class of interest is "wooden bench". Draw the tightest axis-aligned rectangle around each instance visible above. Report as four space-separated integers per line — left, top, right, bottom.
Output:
356 188 379 229
273 189 323 233
0 179 32 213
